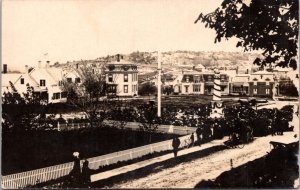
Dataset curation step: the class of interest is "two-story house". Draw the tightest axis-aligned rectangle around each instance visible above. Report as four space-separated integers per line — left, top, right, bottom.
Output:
105 55 138 97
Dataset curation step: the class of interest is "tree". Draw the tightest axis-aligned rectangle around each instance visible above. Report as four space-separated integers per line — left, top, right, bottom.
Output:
138 82 157 96
134 104 160 143
195 0 298 70
2 84 48 132
62 64 113 128
163 85 174 95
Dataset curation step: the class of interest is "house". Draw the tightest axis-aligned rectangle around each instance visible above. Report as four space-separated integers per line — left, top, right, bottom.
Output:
11 60 82 103
229 74 251 95
105 54 138 97
174 70 230 95
248 70 275 97
12 62 66 103
2 73 23 95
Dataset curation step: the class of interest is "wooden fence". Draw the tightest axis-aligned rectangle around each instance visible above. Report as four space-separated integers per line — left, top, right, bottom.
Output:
58 121 197 135
2 134 195 189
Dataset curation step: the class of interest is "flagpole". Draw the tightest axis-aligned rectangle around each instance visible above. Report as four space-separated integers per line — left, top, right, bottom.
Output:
157 51 162 117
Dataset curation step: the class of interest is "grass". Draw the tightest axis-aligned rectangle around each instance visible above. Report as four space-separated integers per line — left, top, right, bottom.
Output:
2 127 177 175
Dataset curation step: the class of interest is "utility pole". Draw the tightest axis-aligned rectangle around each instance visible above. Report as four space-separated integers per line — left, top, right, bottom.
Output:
157 51 162 117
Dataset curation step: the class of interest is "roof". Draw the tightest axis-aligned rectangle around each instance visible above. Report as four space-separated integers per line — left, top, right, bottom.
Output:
108 59 135 65
232 75 250 83
252 70 274 75
45 67 64 82
195 63 205 69
2 73 22 87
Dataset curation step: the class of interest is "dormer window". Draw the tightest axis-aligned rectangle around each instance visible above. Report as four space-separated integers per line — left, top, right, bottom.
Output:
20 78 24 84
186 76 190 83
260 75 263 79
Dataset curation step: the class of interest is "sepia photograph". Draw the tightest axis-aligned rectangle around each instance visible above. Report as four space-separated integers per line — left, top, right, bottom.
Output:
1 0 299 188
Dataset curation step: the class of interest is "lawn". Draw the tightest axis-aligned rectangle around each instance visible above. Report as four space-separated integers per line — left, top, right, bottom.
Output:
2 127 177 175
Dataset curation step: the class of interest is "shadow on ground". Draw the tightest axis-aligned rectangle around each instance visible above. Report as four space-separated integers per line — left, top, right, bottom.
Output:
91 145 228 188
195 142 299 188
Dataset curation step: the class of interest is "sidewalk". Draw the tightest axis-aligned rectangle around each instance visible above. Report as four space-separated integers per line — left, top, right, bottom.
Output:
90 137 228 183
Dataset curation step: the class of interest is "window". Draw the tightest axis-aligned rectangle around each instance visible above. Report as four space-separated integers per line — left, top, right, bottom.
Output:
61 92 67 98
20 78 24 84
207 75 212 81
185 85 189 93
58 80 63 86
186 76 190 83
67 78 72 83
221 75 225 82
194 76 200 83
75 78 81 83
108 74 113 82
124 85 128 93
253 88 257 94
221 86 225 91
52 92 60 100
40 79 46 86
266 81 270 86
124 74 128 82
193 85 200 92
266 88 270 94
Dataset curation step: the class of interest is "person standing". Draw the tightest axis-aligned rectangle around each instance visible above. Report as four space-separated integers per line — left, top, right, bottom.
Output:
172 136 180 157
189 133 195 148
81 159 91 187
196 126 202 146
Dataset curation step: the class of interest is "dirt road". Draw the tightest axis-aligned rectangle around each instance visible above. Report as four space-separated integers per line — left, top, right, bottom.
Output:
110 104 299 188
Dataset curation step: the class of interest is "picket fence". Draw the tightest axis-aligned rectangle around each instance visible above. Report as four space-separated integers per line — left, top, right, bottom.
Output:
2 134 194 189
58 121 197 135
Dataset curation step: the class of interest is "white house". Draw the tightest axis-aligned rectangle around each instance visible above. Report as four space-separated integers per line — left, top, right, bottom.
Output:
105 55 138 97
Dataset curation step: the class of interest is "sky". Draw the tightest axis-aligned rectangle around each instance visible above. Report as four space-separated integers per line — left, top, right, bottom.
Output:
2 0 242 71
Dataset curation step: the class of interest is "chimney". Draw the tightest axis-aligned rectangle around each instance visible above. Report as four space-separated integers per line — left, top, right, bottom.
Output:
3 64 7 74
116 54 120 62
46 61 50 68
25 65 29 73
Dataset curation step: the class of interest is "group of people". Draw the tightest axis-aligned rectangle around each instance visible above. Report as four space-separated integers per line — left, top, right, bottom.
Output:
69 152 91 187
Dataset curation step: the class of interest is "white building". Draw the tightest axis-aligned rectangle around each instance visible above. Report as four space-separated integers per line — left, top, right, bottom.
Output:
5 61 82 104
105 55 138 97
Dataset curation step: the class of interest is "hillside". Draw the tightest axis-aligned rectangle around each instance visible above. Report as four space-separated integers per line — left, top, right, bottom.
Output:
54 51 261 74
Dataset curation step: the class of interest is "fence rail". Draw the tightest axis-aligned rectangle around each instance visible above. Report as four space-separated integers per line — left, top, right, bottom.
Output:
2 133 195 189
58 121 197 135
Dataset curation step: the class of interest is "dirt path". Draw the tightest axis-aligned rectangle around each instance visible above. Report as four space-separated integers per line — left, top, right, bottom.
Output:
110 105 299 188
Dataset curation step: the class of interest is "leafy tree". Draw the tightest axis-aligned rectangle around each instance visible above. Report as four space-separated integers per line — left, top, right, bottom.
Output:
62 64 118 128
2 84 48 132
163 85 174 95
195 0 298 69
279 80 298 96
134 104 160 143
138 82 157 96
